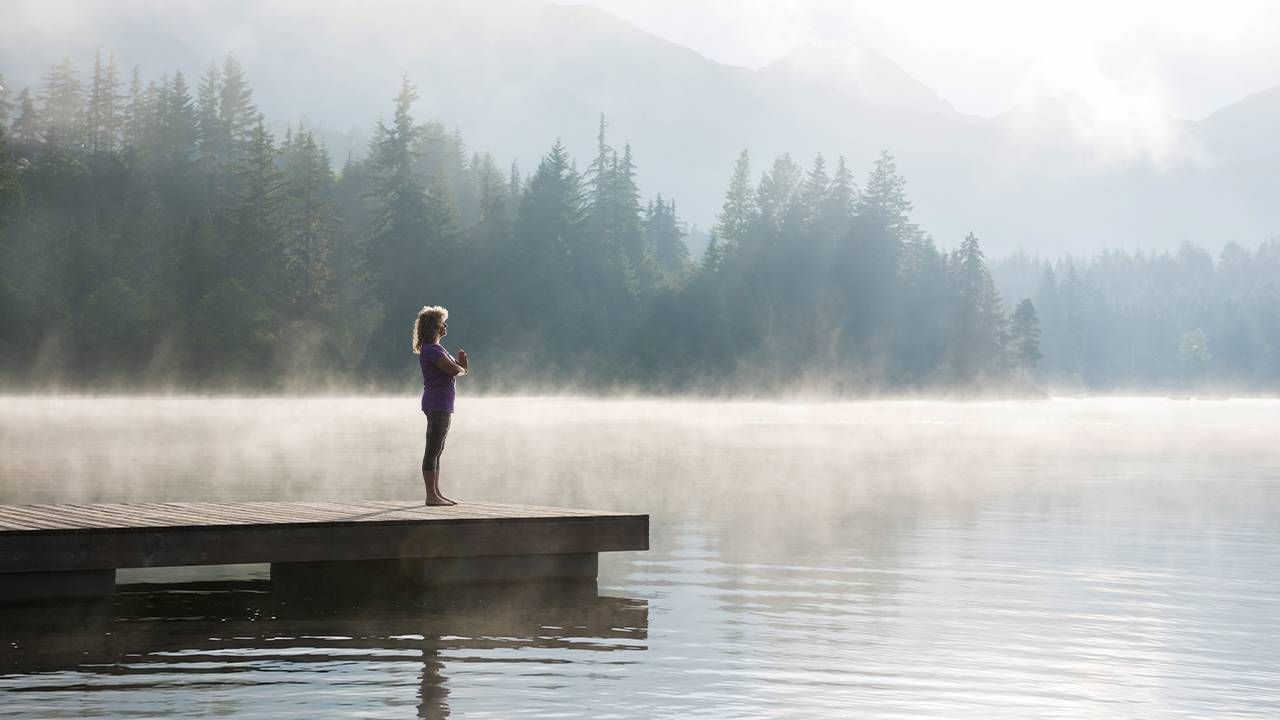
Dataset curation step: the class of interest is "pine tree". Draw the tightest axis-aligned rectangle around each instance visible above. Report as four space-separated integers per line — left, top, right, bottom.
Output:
575 119 643 329
713 149 755 249
442 127 477 226
39 58 84 147
950 232 1009 380
1033 267 1061 376
280 128 340 317
1009 298 1042 372
120 67 147 149
0 124 21 220
229 114 285 296
813 155 856 244
85 51 121 155
218 54 257 164
518 139 584 264
894 233 948 380
515 139 591 356
195 62 224 166
755 153 801 236
613 142 646 280
584 114 618 254
508 160 522 218
158 72 197 170
1057 264 1090 381
855 150 917 244
0 74 13 132
798 154 830 231
133 78 165 153
643 194 689 284
471 152 508 224
700 232 724 273
364 77 437 370
834 151 916 355
9 89 40 145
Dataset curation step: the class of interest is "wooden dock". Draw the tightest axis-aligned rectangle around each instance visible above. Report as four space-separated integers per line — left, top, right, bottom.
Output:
0 500 648 602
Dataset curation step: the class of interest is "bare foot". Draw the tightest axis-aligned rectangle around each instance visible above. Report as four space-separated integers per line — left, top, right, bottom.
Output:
425 496 458 506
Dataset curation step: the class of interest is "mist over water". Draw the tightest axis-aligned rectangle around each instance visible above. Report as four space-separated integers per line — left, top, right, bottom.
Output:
2 395 1279 717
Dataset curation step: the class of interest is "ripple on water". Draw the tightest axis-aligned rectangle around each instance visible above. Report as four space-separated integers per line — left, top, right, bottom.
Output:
2 396 1280 718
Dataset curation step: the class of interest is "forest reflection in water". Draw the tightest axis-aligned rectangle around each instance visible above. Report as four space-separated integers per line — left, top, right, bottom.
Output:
2 396 1280 717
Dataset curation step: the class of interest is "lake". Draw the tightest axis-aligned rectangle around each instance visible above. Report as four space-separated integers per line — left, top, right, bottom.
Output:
2 396 1279 718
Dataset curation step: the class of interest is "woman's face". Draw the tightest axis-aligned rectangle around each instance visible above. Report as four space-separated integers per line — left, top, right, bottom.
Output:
437 320 448 339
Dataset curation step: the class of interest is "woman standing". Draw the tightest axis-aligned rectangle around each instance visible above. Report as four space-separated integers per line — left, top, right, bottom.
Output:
413 305 468 506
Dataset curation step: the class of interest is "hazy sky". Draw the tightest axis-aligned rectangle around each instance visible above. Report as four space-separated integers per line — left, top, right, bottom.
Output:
4 0 1277 123
574 0 1280 120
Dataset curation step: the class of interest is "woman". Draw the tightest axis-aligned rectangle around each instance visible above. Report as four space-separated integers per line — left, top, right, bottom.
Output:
413 305 468 506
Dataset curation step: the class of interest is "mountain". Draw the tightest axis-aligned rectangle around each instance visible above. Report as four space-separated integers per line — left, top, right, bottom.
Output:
1 0 1277 256
757 44 955 116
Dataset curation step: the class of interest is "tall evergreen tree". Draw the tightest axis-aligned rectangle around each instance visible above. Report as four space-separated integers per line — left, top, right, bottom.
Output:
699 232 724 273
280 128 340 318
613 143 647 281
755 153 802 237
813 155 856 243
9 89 40 146
949 232 1008 380
584 114 620 259
834 151 917 355
514 139 590 356
39 58 84 146
365 77 437 370
643 194 689 284
195 62 224 165
471 152 508 225
0 74 14 132
85 51 121 155
218 54 257 165
855 151 917 244
158 72 197 169
713 150 755 249
798 154 830 230
1009 298 1042 372
0 122 20 220
120 67 147 149
229 114 285 297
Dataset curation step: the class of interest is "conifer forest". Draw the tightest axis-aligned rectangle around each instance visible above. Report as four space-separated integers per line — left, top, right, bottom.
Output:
1 55 1277 392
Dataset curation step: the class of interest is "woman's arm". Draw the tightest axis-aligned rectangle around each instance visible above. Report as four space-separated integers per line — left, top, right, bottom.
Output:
435 356 467 377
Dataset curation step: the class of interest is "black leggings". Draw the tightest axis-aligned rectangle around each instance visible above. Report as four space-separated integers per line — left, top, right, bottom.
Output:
422 410 452 473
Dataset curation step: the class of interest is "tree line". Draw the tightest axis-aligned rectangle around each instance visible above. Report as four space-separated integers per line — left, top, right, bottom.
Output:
993 243 1280 390
0 54 1271 392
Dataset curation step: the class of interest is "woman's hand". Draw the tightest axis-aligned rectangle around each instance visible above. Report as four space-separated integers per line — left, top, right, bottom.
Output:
457 348 468 370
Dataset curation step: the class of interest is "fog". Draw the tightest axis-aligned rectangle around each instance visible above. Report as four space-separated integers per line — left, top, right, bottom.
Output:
5 395 1280 717
2 0 1279 254
4 4 1280 715
6 395 1276 516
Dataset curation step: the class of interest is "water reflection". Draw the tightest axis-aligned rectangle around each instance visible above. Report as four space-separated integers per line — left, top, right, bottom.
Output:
4 397 1280 717
1 579 648 719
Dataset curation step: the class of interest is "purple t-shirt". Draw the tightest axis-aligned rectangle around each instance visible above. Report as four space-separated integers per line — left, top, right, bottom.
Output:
419 343 456 413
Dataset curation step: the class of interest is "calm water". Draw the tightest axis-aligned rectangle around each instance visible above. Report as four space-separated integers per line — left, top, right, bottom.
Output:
2 396 1279 718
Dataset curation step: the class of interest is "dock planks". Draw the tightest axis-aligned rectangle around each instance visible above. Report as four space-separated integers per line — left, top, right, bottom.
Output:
0 500 649 575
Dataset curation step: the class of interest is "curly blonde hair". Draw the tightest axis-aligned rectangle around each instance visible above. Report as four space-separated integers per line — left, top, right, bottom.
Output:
412 305 448 353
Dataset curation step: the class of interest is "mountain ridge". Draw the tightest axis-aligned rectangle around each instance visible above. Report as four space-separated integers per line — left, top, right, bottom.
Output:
0 0 1276 255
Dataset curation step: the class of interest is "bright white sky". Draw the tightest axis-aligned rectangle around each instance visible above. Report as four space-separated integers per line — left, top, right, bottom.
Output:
574 0 1280 120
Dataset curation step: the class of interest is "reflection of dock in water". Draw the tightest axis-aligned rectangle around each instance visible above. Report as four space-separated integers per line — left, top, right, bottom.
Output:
3 580 648 669
1 579 649 718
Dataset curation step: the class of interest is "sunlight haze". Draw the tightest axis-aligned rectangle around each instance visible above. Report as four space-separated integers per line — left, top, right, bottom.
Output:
579 0 1280 119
